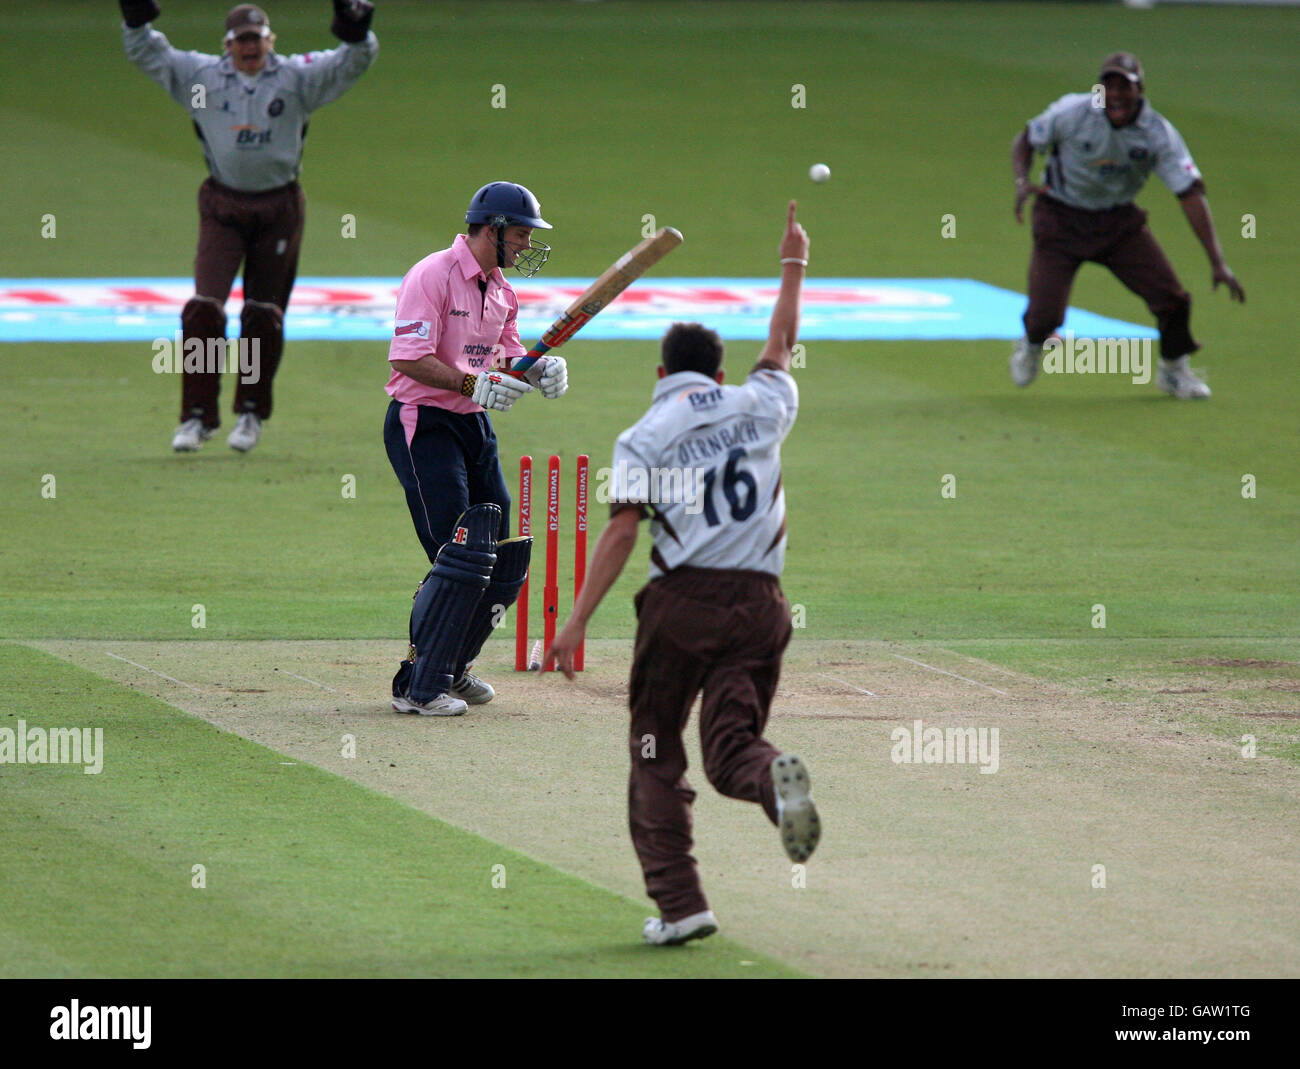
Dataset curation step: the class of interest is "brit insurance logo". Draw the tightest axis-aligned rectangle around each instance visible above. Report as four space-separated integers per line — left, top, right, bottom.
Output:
686 386 724 410
231 123 272 146
394 319 429 338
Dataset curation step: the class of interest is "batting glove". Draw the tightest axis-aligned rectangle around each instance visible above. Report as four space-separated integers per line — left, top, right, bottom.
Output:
120 0 161 27
521 356 568 400
331 0 374 43
471 371 533 412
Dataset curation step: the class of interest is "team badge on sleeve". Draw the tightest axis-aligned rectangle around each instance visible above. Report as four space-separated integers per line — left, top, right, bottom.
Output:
394 320 430 338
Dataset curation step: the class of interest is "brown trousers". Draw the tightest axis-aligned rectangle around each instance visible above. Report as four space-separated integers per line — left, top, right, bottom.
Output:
628 567 792 922
1024 194 1197 360
181 178 305 425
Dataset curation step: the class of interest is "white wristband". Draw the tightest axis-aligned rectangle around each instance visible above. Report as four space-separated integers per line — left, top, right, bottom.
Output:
781 257 808 267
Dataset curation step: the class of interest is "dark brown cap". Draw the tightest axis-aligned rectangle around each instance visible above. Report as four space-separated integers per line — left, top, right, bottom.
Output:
1099 52 1143 84
225 4 271 40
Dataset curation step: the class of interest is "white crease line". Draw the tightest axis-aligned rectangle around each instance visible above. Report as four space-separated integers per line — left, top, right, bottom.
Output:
889 653 1009 696
274 668 337 693
104 651 202 692
931 645 1024 679
818 672 878 697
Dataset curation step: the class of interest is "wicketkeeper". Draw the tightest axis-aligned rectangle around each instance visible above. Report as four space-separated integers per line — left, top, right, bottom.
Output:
119 1 378 452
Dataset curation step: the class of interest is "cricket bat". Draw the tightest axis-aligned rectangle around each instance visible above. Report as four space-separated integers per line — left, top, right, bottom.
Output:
510 227 683 375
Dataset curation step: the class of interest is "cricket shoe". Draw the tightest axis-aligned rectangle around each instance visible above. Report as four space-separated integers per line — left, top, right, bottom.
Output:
1009 336 1044 387
451 671 495 705
1157 356 1211 400
772 753 821 863
392 692 468 717
171 418 215 452
228 412 263 452
642 910 718 947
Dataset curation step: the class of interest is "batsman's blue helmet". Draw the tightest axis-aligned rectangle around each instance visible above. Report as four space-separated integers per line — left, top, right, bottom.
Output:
465 182 552 230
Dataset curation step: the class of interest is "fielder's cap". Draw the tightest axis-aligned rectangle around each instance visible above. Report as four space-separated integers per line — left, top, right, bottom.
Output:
225 4 271 41
1099 52 1143 84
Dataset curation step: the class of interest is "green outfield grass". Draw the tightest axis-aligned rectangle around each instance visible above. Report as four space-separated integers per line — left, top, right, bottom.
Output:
0 644 798 977
1 1 1295 643
1 1 1297 978
2 334 1297 642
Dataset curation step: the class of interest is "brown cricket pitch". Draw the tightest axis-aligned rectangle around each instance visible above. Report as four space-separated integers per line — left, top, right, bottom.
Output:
33 636 1300 979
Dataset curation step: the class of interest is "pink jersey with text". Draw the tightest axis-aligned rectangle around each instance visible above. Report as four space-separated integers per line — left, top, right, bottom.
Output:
386 234 527 412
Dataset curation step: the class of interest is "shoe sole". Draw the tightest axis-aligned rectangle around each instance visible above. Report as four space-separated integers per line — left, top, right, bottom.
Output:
773 754 821 862
645 918 719 946
657 922 718 946
391 696 466 717
1158 384 1211 400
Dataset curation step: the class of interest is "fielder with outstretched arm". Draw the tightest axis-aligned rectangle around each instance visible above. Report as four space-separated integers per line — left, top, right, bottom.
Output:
544 201 820 947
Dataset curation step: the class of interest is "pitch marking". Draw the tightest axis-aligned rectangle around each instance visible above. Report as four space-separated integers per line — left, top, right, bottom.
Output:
817 672 879 697
274 668 337 692
104 650 202 692
931 645 1026 678
888 653 1009 696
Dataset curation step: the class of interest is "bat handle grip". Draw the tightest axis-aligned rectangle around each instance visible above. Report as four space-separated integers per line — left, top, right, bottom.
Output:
508 343 550 378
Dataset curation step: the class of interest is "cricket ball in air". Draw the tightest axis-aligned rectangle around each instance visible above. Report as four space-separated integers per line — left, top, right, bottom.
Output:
809 163 831 183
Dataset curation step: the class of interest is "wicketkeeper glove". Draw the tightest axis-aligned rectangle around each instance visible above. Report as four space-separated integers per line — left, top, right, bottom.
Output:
119 0 161 28
331 0 374 43
470 371 533 412
520 356 568 400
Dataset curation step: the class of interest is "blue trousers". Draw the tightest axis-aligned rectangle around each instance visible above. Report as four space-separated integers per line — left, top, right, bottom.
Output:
383 400 511 563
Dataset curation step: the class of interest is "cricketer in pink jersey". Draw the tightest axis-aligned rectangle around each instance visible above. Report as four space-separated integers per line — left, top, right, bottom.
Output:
385 234 527 411
384 182 569 718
